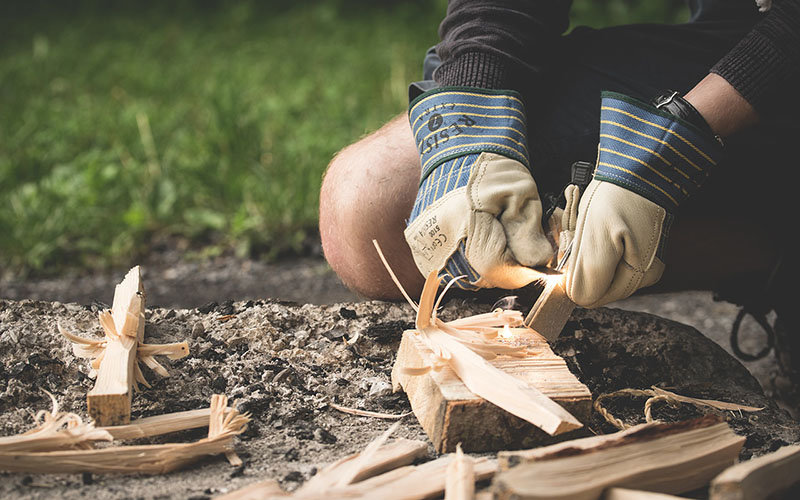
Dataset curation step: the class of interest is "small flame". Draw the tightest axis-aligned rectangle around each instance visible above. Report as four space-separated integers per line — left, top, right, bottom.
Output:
499 324 513 339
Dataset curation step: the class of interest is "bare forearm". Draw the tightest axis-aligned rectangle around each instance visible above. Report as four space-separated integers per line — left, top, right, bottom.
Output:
684 73 759 139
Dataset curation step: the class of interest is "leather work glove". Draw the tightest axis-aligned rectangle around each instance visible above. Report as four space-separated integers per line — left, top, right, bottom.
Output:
565 91 723 307
404 87 553 290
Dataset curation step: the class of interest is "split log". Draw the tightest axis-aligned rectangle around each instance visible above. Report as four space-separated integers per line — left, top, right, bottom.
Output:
298 437 428 494
493 416 745 500
319 454 496 500
87 266 145 426
710 444 800 500
523 275 576 342
100 407 228 440
392 327 591 453
0 394 248 475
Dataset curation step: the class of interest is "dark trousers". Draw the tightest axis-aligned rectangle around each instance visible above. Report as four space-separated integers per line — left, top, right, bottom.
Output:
416 0 794 306
418 0 793 218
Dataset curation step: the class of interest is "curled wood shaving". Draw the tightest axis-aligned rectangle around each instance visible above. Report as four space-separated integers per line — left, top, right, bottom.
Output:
371 239 542 366
59 319 190 390
0 391 112 453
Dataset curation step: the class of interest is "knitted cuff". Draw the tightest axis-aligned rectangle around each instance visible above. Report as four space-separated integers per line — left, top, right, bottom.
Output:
432 51 514 90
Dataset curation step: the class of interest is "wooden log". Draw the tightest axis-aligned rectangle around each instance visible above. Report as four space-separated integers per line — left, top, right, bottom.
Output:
523 275 575 343
87 266 145 426
319 454 496 500
445 444 475 500
604 488 689 500
298 438 428 494
710 444 800 500
392 327 591 453
492 417 745 500
421 325 582 435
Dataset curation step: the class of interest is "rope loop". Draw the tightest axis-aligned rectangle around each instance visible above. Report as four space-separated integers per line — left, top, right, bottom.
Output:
594 388 681 430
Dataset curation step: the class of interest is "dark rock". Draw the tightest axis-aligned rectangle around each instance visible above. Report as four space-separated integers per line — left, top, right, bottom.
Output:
216 300 235 316
191 322 205 338
322 328 348 341
314 427 337 444
362 321 412 343
283 471 304 483
339 307 357 320
197 302 217 314
211 376 227 392
9 362 26 376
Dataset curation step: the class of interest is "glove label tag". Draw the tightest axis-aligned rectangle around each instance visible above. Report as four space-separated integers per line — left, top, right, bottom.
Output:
409 87 529 184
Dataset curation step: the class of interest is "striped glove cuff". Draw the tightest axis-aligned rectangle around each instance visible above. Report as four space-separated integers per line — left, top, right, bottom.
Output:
408 87 530 185
595 91 723 211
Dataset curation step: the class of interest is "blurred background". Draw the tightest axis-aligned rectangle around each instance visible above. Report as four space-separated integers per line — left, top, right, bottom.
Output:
4 0 780 404
0 0 688 280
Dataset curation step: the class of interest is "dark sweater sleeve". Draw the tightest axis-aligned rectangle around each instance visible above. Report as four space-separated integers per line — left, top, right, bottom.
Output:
711 0 800 118
434 0 572 91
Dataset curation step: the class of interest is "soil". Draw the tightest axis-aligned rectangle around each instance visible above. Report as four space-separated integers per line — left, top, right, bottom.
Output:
1 253 784 398
1 290 798 499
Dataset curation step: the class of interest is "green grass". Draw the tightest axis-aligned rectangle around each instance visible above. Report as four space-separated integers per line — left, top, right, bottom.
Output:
0 0 687 277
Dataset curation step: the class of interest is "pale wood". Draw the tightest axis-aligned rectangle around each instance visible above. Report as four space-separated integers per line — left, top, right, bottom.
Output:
298 437 428 494
422 326 581 435
604 488 688 500
493 417 745 500
710 444 800 500
445 444 475 500
214 480 289 499
311 454 496 500
0 413 112 453
0 394 248 475
392 328 591 452
523 275 575 342
87 266 145 426
100 408 228 440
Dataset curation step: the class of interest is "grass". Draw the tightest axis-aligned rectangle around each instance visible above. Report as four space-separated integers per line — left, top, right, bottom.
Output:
0 0 687 278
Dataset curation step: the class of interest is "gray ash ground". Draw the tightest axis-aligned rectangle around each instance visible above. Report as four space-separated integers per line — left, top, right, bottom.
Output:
1 293 798 499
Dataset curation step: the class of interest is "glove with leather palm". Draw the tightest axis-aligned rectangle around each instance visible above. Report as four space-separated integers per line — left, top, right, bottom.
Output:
404 87 553 290
565 91 723 307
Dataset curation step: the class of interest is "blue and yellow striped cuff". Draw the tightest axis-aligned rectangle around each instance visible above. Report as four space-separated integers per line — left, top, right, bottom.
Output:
409 86 529 184
595 91 722 211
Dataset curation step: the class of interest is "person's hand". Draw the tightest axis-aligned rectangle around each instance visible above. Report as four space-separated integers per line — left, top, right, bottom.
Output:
404 87 553 290
565 91 723 307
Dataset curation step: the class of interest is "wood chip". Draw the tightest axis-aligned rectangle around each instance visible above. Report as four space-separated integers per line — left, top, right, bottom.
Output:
327 402 411 420
710 444 800 500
